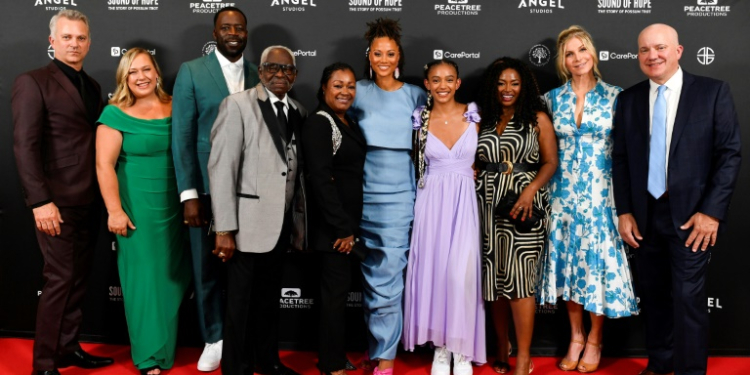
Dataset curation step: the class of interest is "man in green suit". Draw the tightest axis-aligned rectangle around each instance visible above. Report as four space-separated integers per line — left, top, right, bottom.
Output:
171 7 259 372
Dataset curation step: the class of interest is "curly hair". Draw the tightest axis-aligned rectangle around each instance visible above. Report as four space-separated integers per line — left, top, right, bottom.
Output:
477 57 548 132
362 17 405 80
316 62 356 103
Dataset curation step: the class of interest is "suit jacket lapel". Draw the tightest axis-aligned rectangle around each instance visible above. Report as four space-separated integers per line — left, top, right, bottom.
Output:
257 91 287 162
669 72 696 160
48 62 86 115
205 52 230 98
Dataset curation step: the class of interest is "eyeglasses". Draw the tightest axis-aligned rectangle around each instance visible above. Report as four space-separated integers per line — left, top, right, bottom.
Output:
262 62 297 76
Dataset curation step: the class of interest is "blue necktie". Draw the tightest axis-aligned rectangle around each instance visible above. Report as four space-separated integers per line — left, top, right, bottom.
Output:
648 85 667 198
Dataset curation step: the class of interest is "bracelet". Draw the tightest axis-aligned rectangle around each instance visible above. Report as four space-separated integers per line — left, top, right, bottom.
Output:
215 231 231 236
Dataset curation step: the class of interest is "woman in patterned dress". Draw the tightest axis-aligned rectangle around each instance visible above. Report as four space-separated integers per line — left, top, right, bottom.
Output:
536 26 638 373
476 57 558 375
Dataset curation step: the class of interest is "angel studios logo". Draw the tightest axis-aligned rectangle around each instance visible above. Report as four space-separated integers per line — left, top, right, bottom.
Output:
435 0 482 16
35 0 77 11
518 0 564 14
597 0 651 14
271 0 317 11
707 296 724 313
280 288 314 309
190 0 235 14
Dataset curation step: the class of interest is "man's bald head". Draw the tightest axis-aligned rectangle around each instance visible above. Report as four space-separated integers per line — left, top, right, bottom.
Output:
638 23 683 85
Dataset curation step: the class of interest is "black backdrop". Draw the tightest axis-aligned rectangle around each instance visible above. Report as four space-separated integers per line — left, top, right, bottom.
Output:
1 0 749 357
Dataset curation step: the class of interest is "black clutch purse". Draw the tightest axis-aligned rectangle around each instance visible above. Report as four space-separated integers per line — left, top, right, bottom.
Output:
495 190 545 233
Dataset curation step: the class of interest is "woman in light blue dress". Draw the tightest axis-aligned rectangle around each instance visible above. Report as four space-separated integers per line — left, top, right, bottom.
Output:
348 18 426 375
536 26 638 373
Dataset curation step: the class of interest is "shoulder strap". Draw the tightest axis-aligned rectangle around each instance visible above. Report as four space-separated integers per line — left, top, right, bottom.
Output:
316 111 342 155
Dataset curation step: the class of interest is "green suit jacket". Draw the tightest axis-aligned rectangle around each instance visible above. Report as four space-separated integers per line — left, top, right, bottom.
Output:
172 51 259 195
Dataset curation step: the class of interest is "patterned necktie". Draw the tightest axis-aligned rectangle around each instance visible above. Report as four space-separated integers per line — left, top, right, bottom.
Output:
648 85 667 198
275 101 290 142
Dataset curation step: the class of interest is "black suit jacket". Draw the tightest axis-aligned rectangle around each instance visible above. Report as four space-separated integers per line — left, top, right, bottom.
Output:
612 70 741 240
12 61 104 207
301 103 367 252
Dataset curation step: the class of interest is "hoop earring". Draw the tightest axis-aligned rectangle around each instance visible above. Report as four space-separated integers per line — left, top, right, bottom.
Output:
394 67 400 79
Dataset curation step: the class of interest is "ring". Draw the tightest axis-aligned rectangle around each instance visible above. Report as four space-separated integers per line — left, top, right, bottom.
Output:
349 241 355 246
184 220 189 224
219 251 225 257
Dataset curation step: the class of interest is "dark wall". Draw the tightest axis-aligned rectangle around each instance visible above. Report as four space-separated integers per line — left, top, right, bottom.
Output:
1 0 748 355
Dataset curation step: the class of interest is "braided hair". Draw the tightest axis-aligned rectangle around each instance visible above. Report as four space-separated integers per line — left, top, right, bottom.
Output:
477 57 549 132
363 17 405 80
414 59 460 188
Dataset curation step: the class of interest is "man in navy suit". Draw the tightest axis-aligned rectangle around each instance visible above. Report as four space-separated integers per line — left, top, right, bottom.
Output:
613 24 741 375
171 6 259 372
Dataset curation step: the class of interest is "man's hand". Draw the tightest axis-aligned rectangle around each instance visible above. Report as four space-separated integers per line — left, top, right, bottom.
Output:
213 232 236 262
618 213 643 248
681 212 719 252
183 199 206 227
32 202 64 236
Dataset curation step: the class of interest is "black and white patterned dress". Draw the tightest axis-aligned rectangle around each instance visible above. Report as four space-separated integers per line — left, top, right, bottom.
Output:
476 118 549 301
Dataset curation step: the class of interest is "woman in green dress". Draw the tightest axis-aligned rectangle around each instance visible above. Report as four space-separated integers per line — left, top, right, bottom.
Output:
96 48 190 375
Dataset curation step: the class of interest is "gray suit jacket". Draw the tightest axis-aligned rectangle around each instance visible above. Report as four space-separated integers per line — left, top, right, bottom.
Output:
208 83 307 253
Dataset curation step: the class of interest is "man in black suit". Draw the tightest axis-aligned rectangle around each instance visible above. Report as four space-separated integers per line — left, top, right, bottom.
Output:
613 24 741 375
12 9 113 375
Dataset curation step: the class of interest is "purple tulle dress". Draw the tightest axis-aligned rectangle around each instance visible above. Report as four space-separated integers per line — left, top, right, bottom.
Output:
402 102 486 364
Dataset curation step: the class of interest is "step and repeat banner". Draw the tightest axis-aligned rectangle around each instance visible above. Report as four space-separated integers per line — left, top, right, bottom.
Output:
1 0 749 356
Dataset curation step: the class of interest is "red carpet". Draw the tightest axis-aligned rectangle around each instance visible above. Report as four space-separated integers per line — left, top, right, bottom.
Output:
1 338 747 375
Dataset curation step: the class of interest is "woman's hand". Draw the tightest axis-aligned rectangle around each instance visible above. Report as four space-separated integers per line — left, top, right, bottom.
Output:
511 187 537 221
333 235 355 254
108 210 135 236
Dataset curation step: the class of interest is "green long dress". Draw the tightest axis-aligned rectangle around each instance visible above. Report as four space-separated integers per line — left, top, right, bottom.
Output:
98 105 190 370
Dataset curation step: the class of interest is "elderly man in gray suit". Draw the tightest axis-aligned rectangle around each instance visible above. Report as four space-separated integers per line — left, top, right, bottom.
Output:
208 45 306 375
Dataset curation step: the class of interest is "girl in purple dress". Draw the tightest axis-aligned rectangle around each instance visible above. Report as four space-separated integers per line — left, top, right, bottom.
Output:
402 60 486 375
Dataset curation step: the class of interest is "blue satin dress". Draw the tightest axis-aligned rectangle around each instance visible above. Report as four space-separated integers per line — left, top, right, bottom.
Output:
348 80 426 360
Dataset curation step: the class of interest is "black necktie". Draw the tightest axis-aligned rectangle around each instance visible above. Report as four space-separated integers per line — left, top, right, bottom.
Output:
77 73 95 124
275 101 291 142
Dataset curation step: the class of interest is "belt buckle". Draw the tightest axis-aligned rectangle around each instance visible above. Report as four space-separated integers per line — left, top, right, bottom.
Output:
501 160 513 175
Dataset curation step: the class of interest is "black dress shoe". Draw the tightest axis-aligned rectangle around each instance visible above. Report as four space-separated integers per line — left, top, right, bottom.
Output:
57 349 114 369
32 370 61 375
256 363 301 375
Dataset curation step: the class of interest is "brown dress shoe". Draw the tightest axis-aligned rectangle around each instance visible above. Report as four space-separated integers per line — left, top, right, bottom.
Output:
638 370 674 375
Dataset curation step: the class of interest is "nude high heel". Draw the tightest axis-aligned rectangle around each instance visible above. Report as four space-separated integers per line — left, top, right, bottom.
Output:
558 338 585 371
577 341 602 373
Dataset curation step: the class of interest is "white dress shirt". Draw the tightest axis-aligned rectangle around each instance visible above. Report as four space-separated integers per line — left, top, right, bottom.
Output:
649 66 683 178
265 87 290 118
179 51 246 202
215 50 245 95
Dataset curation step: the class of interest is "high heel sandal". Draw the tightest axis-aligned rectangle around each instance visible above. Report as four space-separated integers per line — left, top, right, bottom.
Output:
491 341 514 374
139 365 160 375
577 341 602 373
558 338 585 371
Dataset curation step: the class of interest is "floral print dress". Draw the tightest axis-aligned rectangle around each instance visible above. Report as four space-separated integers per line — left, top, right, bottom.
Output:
536 80 638 317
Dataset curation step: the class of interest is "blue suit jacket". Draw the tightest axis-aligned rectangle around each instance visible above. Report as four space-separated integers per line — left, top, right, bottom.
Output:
172 51 260 195
612 70 741 241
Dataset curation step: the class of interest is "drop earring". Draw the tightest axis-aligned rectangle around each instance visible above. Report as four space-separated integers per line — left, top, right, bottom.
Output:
395 67 400 79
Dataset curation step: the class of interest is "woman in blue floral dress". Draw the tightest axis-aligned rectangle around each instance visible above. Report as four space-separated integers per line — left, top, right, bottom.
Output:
536 26 638 373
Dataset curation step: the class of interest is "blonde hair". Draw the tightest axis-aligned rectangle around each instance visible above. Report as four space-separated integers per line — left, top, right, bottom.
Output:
555 25 602 83
109 48 170 107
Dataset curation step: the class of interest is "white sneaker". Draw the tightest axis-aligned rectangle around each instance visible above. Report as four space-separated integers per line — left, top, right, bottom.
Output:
197 340 222 372
431 346 451 375
453 353 473 375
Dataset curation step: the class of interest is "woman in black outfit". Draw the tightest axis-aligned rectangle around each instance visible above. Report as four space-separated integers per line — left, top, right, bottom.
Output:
302 62 367 375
